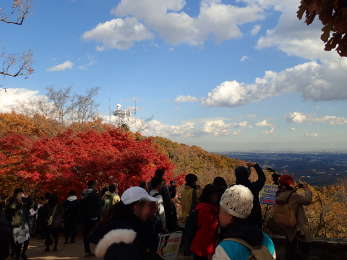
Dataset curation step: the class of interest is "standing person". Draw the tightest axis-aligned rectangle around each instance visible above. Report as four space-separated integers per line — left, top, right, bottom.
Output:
0 201 12 260
5 188 30 260
101 184 121 216
275 175 312 260
213 177 228 200
42 194 64 252
89 187 161 260
191 184 220 260
154 168 177 231
149 176 166 232
181 173 200 220
213 185 276 260
63 190 80 244
235 162 266 228
80 180 102 257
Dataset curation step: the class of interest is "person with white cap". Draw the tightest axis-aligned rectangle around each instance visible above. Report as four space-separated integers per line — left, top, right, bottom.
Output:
213 185 276 260
89 186 163 260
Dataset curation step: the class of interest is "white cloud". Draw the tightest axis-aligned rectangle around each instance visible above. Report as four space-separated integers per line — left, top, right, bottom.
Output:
251 24 261 35
256 120 272 127
83 18 153 50
265 127 275 135
47 61 74 72
287 112 347 125
83 0 264 49
0 88 47 113
305 132 319 137
290 127 296 131
202 119 249 136
175 95 200 103
240 56 249 62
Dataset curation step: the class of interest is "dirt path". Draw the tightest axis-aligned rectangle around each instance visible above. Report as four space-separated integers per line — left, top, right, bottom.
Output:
27 239 97 260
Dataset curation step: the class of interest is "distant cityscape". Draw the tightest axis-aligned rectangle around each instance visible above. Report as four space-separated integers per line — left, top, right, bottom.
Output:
224 152 347 186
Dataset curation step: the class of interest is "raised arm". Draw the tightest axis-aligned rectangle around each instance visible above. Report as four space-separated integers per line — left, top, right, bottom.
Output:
249 163 266 192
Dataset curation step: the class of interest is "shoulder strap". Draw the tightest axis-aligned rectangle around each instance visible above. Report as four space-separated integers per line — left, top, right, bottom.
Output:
286 191 296 203
224 238 254 251
152 192 161 198
224 238 274 260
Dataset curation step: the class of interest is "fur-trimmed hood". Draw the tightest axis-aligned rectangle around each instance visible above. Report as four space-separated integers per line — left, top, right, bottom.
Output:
95 229 137 258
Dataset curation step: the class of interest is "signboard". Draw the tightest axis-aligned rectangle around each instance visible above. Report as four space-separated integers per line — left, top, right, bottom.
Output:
157 232 182 260
260 184 278 205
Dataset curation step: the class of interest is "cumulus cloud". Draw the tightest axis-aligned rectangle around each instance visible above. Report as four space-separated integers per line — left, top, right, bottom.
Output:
84 0 264 50
83 18 153 50
175 95 200 103
265 127 275 135
305 132 319 137
0 88 47 113
47 61 74 72
202 119 249 136
240 56 249 62
251 24 261 35
256 120 272 127
176 0 347 107
287 112 347 125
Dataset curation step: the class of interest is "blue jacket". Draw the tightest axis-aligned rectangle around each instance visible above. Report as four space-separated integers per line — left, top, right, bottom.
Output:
213 233 275 260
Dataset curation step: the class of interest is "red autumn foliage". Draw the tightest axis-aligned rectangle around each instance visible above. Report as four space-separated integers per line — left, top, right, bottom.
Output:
0 129 174 198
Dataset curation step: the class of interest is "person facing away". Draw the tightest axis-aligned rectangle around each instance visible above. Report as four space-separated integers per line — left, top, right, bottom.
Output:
80 180 102 257
275 175 312 260
63 190 80 244
181 173 200 220
149 176 166 232
213 177 228 200
235 162 266 228
213 185 276 260
154 168 177 231
89 186 161 260
191 184 220 260
101 184 121 217
5 188 31 260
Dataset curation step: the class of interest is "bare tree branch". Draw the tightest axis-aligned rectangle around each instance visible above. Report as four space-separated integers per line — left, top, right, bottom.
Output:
0 0 31 25
0 51 33 78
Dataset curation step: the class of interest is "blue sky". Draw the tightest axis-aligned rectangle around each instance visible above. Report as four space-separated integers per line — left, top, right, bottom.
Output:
1 0 347 152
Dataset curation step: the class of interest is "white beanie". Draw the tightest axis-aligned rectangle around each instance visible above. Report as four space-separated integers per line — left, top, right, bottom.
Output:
220 185 254 219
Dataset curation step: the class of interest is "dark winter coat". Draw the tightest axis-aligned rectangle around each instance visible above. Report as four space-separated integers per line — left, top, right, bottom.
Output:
80 189 102 222
90 214 161 260
236 164 266 227
5 198 30 228
63 196 80 226
0 211 11 259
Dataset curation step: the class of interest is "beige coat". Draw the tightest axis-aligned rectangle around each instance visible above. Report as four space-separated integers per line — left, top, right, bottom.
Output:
181 185 200 219
276 187 313 242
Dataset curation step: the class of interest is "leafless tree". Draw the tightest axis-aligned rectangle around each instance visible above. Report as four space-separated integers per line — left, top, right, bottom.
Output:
0 0 33 78
71 87 99 123
46 87 74 124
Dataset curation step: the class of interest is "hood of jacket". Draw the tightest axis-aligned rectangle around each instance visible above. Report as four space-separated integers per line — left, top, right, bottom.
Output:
195 202 218 213
95 229 137 258
221 219 263 247
276 190 295 204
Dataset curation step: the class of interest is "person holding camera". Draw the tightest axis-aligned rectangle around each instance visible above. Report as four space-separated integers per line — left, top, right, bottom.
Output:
275 175 312 260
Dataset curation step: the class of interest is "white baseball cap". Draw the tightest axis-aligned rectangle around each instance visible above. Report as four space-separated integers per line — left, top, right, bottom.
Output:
121 186 159 205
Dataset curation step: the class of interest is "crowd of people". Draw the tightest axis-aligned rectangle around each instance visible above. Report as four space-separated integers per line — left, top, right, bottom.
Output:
0 164 313 260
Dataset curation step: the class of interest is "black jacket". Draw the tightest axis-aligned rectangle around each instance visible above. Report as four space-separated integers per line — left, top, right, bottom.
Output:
80 189 102 222
90 214 161 260
0 211 11 259
63 196 80 224
236 164 266 227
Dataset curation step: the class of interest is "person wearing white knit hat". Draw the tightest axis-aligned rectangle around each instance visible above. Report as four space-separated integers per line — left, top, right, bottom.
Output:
213 185 276 260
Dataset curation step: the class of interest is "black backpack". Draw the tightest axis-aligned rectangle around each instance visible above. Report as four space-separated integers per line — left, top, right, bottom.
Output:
182 209 198 256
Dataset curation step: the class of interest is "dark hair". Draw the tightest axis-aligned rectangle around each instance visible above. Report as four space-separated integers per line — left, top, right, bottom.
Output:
48 194 58 206
109 201 146 222
151 176 163 190
109 184 117 193
13 188 24 196
68 190 76 197
155 168 166 178
185 174 198 187
199 184 219 204
139 181 148 191
87 180 97 188
235 166 251 184
213 177 227 189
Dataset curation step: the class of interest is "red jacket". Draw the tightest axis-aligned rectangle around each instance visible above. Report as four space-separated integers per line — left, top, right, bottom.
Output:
190 202 219 257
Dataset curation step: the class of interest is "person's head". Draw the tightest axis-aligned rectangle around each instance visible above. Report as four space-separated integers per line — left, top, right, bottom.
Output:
213 177 228 190
185 173 198 187
120 186 159 222
13 188 24 201
199 184 220 205
109 183 118 193
68 190 76 197
235 166 251 184
272 172 281 185
154 168 166 179
219 185 254 228
87 180 97 189
279 175 295 190
150 176 164 191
